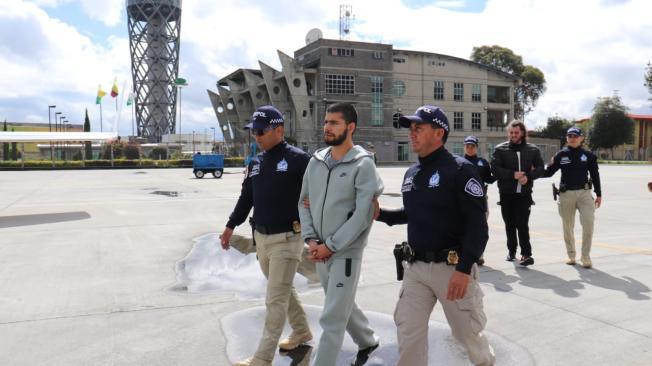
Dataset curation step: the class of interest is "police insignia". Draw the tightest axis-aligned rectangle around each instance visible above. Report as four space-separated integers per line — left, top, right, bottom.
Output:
248 164 260 177
581 154 587 162
464 178 484 197
477 160 484 166
276 158 288 172
428 171 440 188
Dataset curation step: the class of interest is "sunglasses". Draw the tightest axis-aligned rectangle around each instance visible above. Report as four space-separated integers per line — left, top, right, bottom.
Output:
250 126 276 136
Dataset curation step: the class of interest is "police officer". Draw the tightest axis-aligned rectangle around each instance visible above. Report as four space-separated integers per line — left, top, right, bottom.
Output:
376 105 495 366
544 126 602 268
491 120 544 266
220 106 312 366
464 135 496 266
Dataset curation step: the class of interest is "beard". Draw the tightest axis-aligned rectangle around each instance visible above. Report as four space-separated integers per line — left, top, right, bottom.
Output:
324 129 348 146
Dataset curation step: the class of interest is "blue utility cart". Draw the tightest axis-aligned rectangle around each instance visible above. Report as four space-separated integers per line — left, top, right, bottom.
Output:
192 154 224 178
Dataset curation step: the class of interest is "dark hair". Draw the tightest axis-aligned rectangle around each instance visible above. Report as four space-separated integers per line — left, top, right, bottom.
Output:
326 103 357 125
507 119 527 144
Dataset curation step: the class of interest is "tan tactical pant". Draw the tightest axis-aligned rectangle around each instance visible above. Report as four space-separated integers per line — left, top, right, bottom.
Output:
557 189 595 262
394 262 495 366
253 231 310 362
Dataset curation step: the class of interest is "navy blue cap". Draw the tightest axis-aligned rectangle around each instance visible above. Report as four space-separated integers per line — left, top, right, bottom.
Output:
244 105 284 130
567 126 583 136
464 136 479 145
398 105 449 132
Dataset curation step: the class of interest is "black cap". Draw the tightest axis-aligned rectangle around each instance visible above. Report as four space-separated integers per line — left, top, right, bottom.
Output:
244 105 284 130
398 105 449 132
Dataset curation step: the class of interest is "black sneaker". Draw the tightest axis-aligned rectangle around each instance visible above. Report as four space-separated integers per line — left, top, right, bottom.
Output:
520 256 534 266
351 342 379 366
505 253 516 262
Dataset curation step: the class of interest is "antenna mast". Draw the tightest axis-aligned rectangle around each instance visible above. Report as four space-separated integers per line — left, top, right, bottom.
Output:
339 4 354 40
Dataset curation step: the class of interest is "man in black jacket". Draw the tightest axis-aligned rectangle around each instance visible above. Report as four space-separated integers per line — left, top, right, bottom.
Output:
491 120 544 266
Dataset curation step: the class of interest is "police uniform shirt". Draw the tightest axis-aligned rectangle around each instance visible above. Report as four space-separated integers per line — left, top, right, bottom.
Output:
464 155 496 187
378 147 488 274
544 146 602 196
226 141 310 229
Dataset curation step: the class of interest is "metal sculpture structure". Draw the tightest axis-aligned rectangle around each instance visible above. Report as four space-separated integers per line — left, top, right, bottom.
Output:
127 0 182 142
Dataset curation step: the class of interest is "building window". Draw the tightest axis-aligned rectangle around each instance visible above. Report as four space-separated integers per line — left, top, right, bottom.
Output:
433 80 444 100
452 142 464 156
454 82 464 102
487 85 510 103
372 51 385 59
392 80 406 96
331 48 354 57
393 57 407 63
472 84 481 102
325 74 355 95
398 142 409 161
428 60 446 67
454 112 464 130
392 112 403 128
371 76 384 126
486 143 495 157
472 112 481 131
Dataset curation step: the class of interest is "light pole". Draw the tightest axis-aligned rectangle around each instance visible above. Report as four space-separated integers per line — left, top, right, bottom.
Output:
48 105 56 160
48 105 56 132
192 130 196 154
58 116 65 158
210 127 216 152
55 112 62 132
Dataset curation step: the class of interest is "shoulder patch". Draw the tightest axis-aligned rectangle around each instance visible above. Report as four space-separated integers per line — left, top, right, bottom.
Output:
464 178 484 197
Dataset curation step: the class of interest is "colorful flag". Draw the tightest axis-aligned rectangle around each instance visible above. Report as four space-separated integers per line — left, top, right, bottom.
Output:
96 85 107 104
126 92 134 106
111 78 119 98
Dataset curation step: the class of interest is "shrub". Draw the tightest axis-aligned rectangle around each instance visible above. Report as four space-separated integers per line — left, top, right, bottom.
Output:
124 143 141 160
149 147 168 160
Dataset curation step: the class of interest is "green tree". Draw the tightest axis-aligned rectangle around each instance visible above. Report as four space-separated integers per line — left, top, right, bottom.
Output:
538 116 573 148
645 61 652 105
471 45 547 117
2 120 8 160
84 109 93 159
10 128 17 160
588 95 634 159
124 143 141 160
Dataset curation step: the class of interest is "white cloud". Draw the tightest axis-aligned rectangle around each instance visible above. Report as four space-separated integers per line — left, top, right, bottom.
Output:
2 0 651 134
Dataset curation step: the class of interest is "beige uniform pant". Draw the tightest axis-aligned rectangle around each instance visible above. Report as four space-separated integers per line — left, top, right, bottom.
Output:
253 230 310 362
557 189 595 261
394 261 494 366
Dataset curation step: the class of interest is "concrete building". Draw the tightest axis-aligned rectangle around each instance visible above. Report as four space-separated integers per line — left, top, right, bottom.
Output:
208 38 555 162
577 114 652 161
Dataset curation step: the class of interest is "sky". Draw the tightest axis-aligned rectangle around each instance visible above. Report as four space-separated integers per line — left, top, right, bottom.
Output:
1 0 651 140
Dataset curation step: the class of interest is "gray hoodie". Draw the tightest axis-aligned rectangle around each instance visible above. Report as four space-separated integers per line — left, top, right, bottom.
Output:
299 145 384 259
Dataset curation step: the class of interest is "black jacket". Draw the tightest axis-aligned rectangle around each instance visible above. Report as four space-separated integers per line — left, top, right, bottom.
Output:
464 155 495 192
491 141 544 195
544 146 602 196
377 147 488 274
226 141 310 229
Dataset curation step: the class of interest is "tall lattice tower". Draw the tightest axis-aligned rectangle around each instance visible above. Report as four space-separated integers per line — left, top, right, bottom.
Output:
127 0 182 142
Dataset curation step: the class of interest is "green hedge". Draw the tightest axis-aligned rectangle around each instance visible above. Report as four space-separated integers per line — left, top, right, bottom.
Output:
0 157 235 169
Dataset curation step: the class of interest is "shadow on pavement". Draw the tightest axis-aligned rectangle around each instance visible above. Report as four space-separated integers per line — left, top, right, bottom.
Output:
0 211 91 228
572 266 651 300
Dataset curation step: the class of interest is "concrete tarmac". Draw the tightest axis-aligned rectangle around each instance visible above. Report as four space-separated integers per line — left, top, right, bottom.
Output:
0 165 650 365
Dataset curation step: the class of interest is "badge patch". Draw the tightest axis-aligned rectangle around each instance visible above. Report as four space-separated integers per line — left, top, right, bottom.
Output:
248 164 260 177
401 176 414 192
464 178 484 197
581 154 587 162
276 158 288 172
477 160 484 167
428 171 440 188
560 157 571 165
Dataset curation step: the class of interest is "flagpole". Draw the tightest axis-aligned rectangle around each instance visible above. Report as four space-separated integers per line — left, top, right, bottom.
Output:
100 103 103 132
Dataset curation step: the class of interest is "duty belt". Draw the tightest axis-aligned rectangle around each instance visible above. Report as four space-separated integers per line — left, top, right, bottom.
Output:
255 221 301 235
414 248 460 265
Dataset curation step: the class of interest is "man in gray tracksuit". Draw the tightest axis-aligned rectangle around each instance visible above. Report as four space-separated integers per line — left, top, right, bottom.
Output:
299 103 383 366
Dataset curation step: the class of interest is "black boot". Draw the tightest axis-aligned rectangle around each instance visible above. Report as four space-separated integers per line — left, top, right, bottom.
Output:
351 342 379 366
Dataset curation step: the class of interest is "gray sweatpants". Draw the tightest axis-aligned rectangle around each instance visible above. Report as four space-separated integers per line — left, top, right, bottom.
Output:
313 257 378 366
